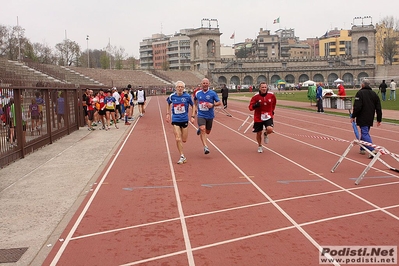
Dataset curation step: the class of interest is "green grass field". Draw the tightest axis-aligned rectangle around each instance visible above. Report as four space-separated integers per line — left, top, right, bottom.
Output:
232 88 398 124
238 88 399 111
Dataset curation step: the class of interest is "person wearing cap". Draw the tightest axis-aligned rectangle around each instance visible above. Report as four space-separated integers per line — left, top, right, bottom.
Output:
136 86 146 117
351 79 382 158
166 81 195 164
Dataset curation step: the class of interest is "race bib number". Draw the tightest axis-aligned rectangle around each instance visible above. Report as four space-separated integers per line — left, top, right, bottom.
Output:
199 101 209 111
261 112 271 121
106 101 113 107
173 103 185 114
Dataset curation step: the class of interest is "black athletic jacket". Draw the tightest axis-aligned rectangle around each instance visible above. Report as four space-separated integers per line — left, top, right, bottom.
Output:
352 86 382 127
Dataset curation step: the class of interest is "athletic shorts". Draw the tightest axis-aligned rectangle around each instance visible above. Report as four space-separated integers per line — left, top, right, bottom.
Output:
98 109 106 116
172 121 188 128
253 119 274 133
197 117 213 131
83 106 88 116
88 110 95 121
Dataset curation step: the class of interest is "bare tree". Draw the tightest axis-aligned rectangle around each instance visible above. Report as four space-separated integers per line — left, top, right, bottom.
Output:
55 39 81 66
32 42 57 64
100 50 110 69
113 46 127 69
126 56 138 70
0 24 8 56
376 16 399 65
0 24 27 60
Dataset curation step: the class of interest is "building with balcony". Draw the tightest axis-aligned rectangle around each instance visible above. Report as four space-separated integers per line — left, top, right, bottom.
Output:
319 29 352 57
167 30 191 70
255 28 279 59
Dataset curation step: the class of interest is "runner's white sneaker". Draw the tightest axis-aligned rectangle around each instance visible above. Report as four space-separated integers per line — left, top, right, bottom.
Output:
204 146 210 154
177 156 187 164
258 146 263 153
263 131 269 144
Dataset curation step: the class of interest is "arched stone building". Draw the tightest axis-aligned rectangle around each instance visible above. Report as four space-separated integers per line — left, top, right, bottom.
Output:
188 24 377 87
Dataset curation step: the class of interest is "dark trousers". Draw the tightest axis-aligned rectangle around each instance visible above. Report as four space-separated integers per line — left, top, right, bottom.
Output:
222 97 228 107
317 98 324 112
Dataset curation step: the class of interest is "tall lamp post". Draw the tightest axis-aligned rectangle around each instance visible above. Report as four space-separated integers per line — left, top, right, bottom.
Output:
86 35 89 68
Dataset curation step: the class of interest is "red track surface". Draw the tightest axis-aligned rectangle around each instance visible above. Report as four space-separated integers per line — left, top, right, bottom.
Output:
44 96 399 265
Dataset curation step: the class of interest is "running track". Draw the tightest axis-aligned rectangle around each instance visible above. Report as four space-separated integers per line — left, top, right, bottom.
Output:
44 96 399 265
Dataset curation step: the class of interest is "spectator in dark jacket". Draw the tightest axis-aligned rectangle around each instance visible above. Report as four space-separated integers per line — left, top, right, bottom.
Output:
220 84 229 109
378 80 387 101
351 79 382 157
316 83 324 113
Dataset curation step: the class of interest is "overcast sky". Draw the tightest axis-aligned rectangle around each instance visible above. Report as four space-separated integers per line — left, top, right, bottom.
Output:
2 0 398 58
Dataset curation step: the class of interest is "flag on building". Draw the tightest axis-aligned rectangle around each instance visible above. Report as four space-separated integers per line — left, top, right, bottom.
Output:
230 32 235 39
273 17 280 24
321 31 328 38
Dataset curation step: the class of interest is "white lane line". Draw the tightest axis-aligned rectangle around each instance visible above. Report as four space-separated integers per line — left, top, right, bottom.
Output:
49 98 152 265
202 140 338 264
155 97 194 266
70 180 399 242
214 119 399 221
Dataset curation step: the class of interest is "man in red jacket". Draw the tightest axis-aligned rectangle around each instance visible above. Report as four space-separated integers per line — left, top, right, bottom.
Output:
337 83 346 97
248 82 277 153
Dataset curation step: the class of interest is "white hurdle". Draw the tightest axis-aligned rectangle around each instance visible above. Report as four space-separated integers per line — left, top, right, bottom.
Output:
215 106 232 117
238 115 254 133
331 139 399 185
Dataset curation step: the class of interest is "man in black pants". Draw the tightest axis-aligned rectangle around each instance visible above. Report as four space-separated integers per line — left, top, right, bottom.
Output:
220 84 229 109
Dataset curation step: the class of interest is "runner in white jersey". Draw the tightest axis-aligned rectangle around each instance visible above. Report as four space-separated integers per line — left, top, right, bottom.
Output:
136 86 146 116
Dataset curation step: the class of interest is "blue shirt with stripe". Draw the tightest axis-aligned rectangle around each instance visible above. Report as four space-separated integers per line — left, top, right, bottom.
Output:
166 92 193 122
194 89 220 119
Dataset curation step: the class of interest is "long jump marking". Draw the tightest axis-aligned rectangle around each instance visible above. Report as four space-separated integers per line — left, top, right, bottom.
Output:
122 186 174 191
277 179 324 184
201 182 251 187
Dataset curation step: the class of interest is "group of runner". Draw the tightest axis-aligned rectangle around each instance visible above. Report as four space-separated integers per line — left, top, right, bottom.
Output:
82 86 147 131
166 78 277 164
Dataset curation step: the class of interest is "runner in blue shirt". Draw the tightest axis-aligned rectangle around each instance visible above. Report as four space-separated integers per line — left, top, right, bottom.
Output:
193 78 221 154
166 81 195 164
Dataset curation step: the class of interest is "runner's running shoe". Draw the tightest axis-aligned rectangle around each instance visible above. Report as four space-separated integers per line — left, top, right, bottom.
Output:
263 131 269 144
258 146 263 153
204 146 210 154
177 156 187 164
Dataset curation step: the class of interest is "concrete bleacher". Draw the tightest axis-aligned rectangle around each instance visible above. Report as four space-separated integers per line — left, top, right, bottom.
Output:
156 70 204 87
68 67 173 89
1 58 204 89
0 58 62 87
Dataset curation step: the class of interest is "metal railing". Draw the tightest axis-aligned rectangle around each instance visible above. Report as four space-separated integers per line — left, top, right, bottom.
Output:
0 86 84 168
